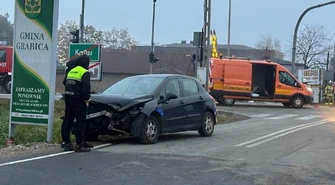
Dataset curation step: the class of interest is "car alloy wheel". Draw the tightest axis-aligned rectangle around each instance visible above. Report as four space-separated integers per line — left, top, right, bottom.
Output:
145 120 157 141
204 115 214 133
198 111 215 137
140 115 160 144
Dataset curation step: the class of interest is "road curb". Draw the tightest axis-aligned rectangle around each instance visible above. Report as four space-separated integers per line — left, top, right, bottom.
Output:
217 109 250 118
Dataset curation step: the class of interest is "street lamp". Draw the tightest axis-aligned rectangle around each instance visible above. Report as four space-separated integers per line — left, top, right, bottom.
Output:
291 0 335 75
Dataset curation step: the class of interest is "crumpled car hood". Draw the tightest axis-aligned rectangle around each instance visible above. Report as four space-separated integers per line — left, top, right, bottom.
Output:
90 94 154 111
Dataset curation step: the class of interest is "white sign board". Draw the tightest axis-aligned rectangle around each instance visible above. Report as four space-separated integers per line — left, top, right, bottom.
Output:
311 87 320 103
197 67 206 85
88 62 102 81
303 69 320 85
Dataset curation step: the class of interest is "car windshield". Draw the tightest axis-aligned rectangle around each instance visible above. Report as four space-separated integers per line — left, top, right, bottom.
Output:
101 76 165 96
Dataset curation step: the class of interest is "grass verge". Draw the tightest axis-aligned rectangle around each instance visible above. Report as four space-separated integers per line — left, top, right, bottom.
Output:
0 99 65 148
216 111 249 124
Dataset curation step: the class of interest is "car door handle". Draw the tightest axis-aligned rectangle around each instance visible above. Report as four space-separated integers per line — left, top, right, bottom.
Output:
199 96 204 100
277 85 282 87
245 83 250 85
180 100 185 104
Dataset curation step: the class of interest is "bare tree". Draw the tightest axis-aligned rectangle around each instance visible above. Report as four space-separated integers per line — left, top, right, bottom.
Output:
102 27 138 50
286 24 332 69
254 33 284 59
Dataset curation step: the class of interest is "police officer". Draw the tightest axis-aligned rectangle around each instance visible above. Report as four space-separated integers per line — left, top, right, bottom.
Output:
62 54 92 152
60 58 79 148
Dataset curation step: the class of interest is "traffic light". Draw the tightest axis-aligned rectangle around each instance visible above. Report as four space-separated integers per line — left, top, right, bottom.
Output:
70 29 79 43
149 52 160 63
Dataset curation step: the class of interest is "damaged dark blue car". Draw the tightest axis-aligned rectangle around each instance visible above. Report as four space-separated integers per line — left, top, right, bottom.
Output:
75 74 218 144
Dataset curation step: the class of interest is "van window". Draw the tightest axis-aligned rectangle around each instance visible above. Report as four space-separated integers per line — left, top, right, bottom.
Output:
279 71 295 86
0 49 6 63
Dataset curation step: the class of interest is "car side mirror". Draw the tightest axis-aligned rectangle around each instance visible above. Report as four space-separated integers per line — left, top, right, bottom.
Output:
158 92 177 104
166 92 178 101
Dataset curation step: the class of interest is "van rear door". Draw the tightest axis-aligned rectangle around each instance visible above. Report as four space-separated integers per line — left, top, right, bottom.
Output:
223 61 252 98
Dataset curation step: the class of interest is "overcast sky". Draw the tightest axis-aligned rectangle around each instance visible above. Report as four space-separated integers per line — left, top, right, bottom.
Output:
1 0 335 51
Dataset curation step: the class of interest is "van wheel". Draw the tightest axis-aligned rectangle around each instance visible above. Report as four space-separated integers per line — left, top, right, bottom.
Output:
291 95 304 108
222 98 235 106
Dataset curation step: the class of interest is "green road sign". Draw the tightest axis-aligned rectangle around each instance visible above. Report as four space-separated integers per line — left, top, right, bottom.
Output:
68 43 101 62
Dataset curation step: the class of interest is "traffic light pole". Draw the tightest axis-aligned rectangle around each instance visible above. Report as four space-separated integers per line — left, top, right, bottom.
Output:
203 0 211 92
149 0 157 74
80 0 85 43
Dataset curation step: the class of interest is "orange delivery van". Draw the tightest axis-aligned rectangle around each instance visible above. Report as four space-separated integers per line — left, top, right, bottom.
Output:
208 57 314 108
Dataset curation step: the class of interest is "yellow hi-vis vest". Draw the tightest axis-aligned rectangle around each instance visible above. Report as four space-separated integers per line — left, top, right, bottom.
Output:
66 66 88 82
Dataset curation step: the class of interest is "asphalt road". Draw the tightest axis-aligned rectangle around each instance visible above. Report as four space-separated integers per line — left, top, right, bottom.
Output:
0 101 335 185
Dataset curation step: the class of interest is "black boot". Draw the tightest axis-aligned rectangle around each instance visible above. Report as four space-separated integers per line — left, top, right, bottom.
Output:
63 143 74 151
74 143 91 152
84 142 94 148
61 142 65 148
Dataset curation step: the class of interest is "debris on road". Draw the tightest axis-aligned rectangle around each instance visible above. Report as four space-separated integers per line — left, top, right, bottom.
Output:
0 142 60 157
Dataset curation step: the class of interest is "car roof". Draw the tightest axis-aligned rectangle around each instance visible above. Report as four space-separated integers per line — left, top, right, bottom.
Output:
130 73 194 79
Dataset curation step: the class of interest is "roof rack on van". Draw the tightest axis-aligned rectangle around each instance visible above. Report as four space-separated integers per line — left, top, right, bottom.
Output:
222 55 251 61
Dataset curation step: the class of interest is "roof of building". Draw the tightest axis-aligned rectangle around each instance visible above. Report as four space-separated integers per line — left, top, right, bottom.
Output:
100 50 150 74
145 43 255 50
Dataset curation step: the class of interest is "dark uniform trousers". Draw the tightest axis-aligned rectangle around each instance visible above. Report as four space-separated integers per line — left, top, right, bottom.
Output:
63 96 87 145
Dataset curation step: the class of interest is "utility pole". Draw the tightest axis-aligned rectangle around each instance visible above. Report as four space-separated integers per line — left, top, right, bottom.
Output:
80 0 85 43
149 0 157 74
203 0 211 92
227 0 231 56
291 0 335 75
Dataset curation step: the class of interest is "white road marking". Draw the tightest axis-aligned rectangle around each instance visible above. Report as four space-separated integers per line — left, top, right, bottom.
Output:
245 120 328 148
250 114 273 118
265 114 299 120
0 143 112 167
295 115 322 120
234 119 328 147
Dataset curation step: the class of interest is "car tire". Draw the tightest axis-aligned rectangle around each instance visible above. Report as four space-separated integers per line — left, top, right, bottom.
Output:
139 115 160 144
291 95 304 108
198 111 215 137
